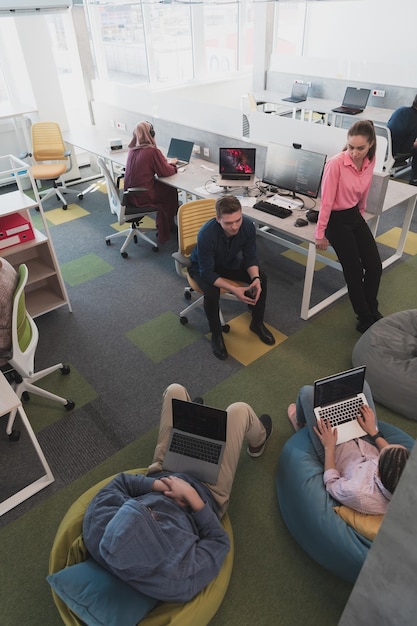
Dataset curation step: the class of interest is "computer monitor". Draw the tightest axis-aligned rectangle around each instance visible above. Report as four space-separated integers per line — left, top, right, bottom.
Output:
218 147 256 186
262 143 327 199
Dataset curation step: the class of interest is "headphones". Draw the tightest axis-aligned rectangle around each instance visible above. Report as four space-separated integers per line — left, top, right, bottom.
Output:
146 121 155 137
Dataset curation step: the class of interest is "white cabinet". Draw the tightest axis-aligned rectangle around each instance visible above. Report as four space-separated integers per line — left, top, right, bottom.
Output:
0 154 71 317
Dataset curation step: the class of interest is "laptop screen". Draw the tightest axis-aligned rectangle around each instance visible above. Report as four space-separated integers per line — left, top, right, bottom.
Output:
167 138 194 162
342 87 371 109
172 398 227 441
314 366 366 408
292 83 309 99
219 148 256 178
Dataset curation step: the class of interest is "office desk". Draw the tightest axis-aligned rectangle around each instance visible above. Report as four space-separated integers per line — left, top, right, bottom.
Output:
0 372 54 516
0 103 36 154
253 91 394 125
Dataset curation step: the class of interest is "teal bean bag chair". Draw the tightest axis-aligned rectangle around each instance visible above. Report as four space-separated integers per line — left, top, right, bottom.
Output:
276 422 414 584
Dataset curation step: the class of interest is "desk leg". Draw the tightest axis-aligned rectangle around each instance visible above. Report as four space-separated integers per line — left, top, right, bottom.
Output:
381 195 417 269
300 242 317 320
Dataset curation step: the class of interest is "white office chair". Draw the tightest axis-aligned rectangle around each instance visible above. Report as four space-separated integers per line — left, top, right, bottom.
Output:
97 156 159 258
374 123 412 178
3 264 75 442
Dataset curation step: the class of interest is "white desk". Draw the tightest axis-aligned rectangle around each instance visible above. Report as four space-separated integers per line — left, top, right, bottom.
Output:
0 103 36 154
0 372 54 516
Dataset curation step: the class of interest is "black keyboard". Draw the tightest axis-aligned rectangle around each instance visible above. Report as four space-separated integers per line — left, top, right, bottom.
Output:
170 432 222 464
253 200 293 218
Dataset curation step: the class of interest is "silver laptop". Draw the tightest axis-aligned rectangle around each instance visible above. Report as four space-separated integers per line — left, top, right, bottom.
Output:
313 366 368 445
331 87 371 115
282 82 309 103
167 138 194 167
163 398 227 484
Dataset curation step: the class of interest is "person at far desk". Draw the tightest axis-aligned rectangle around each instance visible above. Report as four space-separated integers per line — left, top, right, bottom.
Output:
315 120 383 334
387 94 417 185
124 121 179 244
188 195 275 360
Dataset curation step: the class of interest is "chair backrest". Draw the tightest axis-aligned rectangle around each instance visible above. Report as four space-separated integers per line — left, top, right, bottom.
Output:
177 198 217 258
374 123 395 172
32 122 67 162
10 264 38 377
97 156 125 225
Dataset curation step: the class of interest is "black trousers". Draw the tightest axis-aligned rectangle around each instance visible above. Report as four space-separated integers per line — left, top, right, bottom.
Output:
188 266 268 335
325 207 382 321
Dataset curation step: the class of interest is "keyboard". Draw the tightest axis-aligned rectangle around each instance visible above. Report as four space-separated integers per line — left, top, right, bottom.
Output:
253 200 293 218
317 396 364 428
170 432 222 464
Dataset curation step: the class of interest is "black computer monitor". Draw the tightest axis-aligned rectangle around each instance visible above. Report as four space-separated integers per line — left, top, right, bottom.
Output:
219 147 256 180
262 143 327 199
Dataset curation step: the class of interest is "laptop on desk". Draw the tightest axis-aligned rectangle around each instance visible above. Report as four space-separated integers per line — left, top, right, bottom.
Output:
217 147 256 187
331 87 371 115
162 398 227 484
282 82 309 103
167 138 194 167
313 366 368 445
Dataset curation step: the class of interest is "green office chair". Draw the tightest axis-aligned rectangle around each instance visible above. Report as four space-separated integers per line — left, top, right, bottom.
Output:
2 264 75 442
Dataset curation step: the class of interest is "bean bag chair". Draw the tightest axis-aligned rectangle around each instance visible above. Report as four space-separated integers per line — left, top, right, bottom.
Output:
276 423 414 584
48 469 234 626
352 310 417 421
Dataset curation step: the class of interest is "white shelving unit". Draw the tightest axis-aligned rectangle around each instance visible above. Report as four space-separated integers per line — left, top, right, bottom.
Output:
0 154 71 317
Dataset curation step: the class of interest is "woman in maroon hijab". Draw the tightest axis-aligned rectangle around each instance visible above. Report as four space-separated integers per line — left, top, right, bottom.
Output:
124 121 179 244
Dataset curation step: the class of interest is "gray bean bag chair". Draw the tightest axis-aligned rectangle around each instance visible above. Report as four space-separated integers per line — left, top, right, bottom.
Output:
352 310 417 421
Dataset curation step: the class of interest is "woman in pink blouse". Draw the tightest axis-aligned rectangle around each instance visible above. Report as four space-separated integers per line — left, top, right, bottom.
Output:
315 120 382 333
124 121 179 244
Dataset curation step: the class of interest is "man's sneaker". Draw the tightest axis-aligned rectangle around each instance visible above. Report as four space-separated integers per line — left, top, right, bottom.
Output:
247 414 273 457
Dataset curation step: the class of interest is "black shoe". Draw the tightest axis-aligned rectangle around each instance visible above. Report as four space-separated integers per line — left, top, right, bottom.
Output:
192 396 204 405
356 318 375 334
249 320 275 345
409 179 417 186
211 333 228 360
247 414 273 457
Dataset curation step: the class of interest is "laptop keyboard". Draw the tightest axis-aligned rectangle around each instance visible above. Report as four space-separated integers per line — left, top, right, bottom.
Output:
170 432 222 464
317 396 364 428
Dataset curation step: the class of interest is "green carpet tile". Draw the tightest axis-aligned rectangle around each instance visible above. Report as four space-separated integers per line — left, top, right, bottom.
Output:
60 253 113 287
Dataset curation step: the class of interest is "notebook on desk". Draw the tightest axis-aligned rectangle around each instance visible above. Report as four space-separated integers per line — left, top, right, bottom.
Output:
331 87 371 115
162 398 227 484
167 138 194 167
282 82 309 103
313 366 368 445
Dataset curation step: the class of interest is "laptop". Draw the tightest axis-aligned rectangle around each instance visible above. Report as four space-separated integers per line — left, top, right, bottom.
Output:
313 366 368 445
282 82 309 103
167 138 194 167
217 147 256 187
331 87 371 115
162 398 227 484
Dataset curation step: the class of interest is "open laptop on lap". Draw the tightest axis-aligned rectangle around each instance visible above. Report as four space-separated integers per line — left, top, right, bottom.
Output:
331 87 371 115
282 82 309 103
313 366 368 445
162 398 227 484
167 138 194 167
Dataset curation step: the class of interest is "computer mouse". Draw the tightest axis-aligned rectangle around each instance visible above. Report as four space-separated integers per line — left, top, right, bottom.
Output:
294 218 308 227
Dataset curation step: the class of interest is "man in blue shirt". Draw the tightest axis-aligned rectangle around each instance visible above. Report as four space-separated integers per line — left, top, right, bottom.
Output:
387 94 417 185
189 195 275 360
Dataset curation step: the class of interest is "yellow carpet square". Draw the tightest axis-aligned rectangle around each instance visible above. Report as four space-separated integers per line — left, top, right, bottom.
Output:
45 205 90 225
281 242 337 269
110 215 156 232
206 312 287 366
376 227 417 255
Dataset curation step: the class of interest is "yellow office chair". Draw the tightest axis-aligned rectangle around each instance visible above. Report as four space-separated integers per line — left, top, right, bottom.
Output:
24 122 84 211
172 199 244 331
2 264 75 442
97 157 159 258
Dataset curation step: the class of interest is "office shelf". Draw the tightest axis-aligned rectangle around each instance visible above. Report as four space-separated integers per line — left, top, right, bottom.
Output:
0 154 71 317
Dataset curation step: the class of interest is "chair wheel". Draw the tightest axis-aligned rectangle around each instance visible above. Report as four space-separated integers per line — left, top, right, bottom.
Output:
106 239 111 246
121 251 128 258
184 291 192 301
8 430 21 442
222 324 230 333
22 391 30 402
63 205 68 210
65 399 75 411
153 246 159 252
60 365 71 375
180 316 188 325
78 194 84 200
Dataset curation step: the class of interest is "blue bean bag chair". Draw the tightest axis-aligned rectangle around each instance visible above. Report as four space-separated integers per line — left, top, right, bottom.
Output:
276 422 414 584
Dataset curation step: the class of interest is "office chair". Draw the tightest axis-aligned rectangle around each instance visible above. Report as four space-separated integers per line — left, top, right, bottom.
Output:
374 124 412 178
1 264 75 442
247 92 276 114
172 198 243 331
97 156 159 258
23 122 84 211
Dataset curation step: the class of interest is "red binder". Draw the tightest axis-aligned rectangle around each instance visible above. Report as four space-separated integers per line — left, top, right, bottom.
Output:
0 213 35 250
